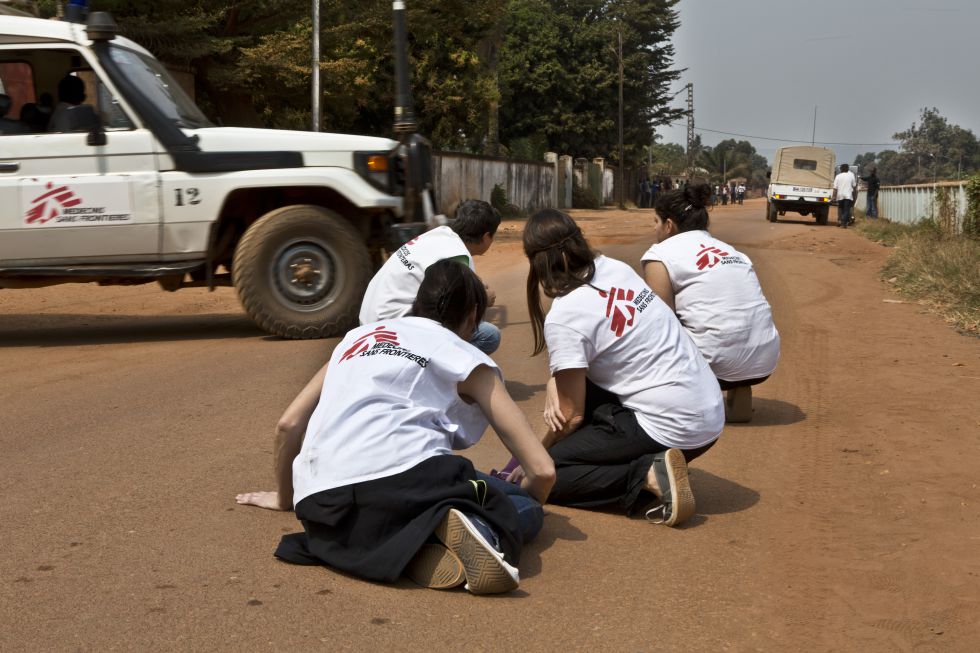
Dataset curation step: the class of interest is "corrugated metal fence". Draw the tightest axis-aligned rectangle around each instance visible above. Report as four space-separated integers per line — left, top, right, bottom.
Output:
857 181 969 232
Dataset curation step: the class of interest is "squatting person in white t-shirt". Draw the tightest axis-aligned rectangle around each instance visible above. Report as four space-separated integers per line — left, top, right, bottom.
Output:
237 260 555 595
642 182 780 423
359 199 502 354
504 209 724 527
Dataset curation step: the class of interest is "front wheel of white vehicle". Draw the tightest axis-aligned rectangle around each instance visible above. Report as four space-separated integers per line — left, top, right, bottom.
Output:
232 205 372 339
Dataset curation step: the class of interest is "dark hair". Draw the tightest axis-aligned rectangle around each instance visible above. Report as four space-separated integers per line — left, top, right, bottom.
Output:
653 182 712 233
450 199 501 244
523 209 597 356
840 163 849 172
410 258 487 334
57 74 85 105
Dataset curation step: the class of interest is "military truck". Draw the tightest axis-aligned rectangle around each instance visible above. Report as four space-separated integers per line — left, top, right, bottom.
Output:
0 9 435 338
765 146 835 225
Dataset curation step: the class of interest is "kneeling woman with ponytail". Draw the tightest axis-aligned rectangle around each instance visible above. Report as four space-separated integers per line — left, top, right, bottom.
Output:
521 209 724 527
237 260 554 595
643 183 780 422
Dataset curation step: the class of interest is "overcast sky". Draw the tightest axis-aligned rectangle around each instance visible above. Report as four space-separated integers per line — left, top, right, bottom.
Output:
657 0 979 166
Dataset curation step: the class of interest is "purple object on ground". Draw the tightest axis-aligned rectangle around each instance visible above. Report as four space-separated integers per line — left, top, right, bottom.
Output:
488 457 520 482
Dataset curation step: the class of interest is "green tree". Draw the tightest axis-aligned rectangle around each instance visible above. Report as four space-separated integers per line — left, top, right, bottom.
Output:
893 107 980 183
497 0 684 164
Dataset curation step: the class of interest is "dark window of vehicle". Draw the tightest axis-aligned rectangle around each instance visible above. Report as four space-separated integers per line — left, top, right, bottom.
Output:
0 61 36 117
793 159 817 171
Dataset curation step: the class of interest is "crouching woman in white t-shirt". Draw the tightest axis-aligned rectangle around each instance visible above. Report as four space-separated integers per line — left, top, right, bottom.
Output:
642 183 780 422
519 209 724 527
236 260 555 595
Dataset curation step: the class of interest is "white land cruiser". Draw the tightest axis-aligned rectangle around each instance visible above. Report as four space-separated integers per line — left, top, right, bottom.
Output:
765 145 835 225
0 11 434 338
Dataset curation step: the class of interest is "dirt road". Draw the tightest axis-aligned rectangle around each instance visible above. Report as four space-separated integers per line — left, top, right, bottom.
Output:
2 199 978 651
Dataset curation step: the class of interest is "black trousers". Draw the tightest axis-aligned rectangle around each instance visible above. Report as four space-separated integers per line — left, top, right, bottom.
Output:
717 374 770 391
547 382 715 516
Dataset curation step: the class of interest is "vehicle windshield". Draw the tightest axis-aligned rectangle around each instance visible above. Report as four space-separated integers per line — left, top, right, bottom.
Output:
109 45 212 129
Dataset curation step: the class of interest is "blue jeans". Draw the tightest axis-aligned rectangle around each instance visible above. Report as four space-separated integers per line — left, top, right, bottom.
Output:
472 471 543 544
469 321 500 355
866 195 878 218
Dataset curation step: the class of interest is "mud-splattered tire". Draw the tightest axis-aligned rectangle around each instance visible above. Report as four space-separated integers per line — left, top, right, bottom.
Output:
767 201 778 222
815 206 829 225
232 205 371 339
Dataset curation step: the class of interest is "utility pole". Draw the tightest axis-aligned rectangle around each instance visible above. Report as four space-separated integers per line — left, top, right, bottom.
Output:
811 105 817 145
311 0 320 132
685 82 694 168
617 30 624 209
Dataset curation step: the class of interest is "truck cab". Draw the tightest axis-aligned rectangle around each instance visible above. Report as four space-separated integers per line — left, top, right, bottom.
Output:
766 145 835 225
0 11 431 338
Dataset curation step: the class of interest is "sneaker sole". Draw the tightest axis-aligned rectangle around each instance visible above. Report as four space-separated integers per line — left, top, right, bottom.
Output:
663 449 695 527
434 509 519 595
404 543 465 590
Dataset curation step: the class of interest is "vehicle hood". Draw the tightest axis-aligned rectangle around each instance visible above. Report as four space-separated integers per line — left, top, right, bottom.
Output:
190 127 398 155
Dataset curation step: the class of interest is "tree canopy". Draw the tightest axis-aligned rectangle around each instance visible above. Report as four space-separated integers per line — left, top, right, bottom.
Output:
853 108 980 185
36 0 683 162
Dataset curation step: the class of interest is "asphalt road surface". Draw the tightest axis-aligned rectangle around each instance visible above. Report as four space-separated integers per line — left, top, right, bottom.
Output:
2 199 978 651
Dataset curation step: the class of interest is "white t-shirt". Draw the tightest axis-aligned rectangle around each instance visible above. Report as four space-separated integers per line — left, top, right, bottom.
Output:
641 230 780 382
292 316 497 506
833 171 857 201
359 226 473 324
544 256 724 449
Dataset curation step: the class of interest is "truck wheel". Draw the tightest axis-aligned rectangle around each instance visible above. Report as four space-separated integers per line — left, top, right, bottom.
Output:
232 205 371 339
767 202 778 222
816 206 829 225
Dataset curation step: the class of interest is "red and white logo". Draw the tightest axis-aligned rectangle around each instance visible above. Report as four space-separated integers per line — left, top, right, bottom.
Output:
24 182 82 225
598 287 636 337
340 325 399 362
695 244 729 270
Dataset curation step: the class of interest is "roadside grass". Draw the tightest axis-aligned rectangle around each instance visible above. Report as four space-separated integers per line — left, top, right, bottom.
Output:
855 216 980 335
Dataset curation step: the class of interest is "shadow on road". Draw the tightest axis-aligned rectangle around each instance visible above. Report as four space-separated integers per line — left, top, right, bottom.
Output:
504 380 545 401
730 398 807 427
519 512 587 579
689 468 760 515
0 313 266 347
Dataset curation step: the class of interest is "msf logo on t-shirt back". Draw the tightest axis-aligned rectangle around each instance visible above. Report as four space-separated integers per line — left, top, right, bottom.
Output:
695 244 729 270
599 287 636 337
340 326 399 361
339 325 430 368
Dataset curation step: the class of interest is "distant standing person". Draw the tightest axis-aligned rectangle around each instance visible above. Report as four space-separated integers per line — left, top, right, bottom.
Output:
721 185 729 205
833 163 858 228
736 183 746 204
650 179 660 207
861 166 880 218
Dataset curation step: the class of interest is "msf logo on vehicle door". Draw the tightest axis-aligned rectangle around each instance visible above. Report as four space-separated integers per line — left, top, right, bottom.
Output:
22 179 133 227
24 182 82 225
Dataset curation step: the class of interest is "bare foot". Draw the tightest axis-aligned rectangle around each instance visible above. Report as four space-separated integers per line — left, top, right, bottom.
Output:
644 464 664 499
235 490 284 511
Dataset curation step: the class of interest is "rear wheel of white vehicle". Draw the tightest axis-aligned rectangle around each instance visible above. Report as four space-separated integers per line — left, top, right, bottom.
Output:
815 206 829 225
232 205 372 339
767 201 778 222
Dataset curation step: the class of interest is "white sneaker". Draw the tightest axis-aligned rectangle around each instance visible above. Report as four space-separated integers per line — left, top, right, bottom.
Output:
433 509 519 594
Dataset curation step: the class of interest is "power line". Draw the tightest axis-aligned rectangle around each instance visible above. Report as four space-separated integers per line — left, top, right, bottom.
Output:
666 122 900 147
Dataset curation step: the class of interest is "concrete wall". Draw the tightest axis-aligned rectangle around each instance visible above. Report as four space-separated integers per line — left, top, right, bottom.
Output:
432 151 556 215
